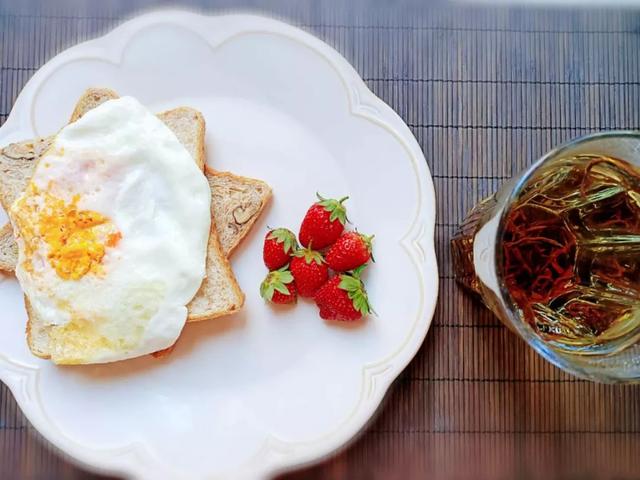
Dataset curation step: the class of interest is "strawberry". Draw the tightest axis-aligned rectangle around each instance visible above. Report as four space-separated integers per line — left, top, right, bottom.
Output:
260 267 297 304
314 267 371 321
263 228 298 270
326 232 374 272
299 193 348 249
290 248 329 297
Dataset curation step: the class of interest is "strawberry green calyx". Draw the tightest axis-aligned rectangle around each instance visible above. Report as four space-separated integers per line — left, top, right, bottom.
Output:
361 233 375 263
338 272 371 316
317 192 349 225
293 246 325 265
360 233 375 254
267 228 298 255
350 264 369 278
260 266 295 301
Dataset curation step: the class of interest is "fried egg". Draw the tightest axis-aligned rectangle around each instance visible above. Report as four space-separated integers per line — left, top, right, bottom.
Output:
9 97 211 364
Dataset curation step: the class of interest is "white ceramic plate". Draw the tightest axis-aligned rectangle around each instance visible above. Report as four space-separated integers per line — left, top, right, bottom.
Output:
0 10 438 480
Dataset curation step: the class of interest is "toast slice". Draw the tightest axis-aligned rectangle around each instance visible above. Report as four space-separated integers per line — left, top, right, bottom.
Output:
1 89 271 359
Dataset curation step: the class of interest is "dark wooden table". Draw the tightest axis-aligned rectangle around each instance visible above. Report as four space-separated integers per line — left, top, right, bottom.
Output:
2 1 640 479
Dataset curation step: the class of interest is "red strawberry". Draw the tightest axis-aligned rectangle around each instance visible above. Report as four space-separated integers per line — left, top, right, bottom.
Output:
299 194 348 249
290 248 329 297
260 267 297 304
326 232 374 272
263 228 298 270
314 268 371 321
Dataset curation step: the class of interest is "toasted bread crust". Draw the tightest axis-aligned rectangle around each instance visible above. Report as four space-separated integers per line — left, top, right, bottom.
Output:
24 296 51 359
187 219 245 322
0 223 17 272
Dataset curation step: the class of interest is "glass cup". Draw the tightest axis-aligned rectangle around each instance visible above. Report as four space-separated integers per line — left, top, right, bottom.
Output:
451 131 640 383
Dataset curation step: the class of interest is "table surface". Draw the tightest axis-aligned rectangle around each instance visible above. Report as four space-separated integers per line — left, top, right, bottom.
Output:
2 1 640 479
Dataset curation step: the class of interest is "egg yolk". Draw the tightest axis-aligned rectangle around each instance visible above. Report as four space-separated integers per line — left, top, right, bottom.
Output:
13 184 121 280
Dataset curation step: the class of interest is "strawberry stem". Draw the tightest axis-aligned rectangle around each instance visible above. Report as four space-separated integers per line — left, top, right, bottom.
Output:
316 192 349 225
293 245 324 265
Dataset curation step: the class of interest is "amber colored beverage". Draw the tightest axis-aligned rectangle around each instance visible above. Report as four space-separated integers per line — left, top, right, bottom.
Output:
500 154 640 355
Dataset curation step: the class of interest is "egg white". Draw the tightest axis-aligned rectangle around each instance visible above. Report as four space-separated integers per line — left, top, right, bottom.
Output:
10 97 211 364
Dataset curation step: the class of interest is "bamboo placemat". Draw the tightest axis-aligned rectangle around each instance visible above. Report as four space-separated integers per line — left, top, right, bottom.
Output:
2 1 640 479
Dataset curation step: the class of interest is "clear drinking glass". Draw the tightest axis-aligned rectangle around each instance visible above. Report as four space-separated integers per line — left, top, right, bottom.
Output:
451 131 640 383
